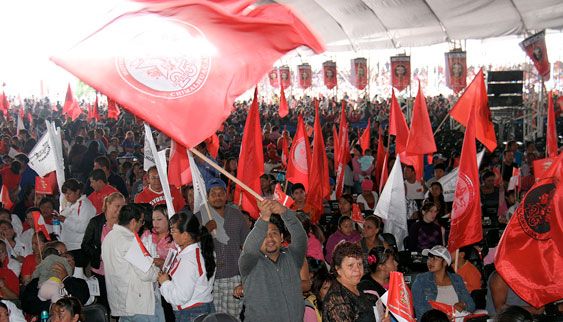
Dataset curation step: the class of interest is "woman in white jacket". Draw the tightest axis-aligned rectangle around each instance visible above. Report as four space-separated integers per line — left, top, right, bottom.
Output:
158 213 216 321
58 179 96 254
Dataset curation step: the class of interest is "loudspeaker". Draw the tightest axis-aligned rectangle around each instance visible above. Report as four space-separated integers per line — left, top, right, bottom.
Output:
487 71 524 108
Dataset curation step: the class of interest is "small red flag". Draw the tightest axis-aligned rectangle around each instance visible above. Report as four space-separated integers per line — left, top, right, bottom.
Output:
273 183 294 208
405 83 437 155
0 92 9 115
287 114 311 190
134 233 151 257
32 211 51 241
63 83 80 120
359 119 371 153
335 101 350 199
448 109 482 252
387 272 416 322
495 153 563 308
205 134 220 159
168 140 191 187
281 135 289 168
51 1 324 149
332 125 340 166
279 81 289 118
1 185 13 210
35 173 56 195
547 91 558 158
107 97 120 120
374 130 386 189
234 87 264 219
378 151 389 194
306 100 330 223
351 204 364 224
389 89 409 154
449 69 497 152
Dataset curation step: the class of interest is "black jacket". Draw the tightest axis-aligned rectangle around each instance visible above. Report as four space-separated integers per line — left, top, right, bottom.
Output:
20 277 90 316
81 214 107 269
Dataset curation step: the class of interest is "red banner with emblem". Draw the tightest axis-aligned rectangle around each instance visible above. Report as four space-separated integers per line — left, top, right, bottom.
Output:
298 63 312 89
391 55 411 92
35 172 57 195
323 60 337 89
350 58 368 90
520 30 550 80
268 68 279 88
533 157 557 180
279 65 292 88
445 50 467 94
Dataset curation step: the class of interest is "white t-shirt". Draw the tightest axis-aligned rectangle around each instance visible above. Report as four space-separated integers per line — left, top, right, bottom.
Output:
436 285 459 305
405 180 425 200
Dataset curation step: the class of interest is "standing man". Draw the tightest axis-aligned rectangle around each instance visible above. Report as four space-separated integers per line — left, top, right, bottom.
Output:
195 178 249 318
93 156 129 199
88 169 118 214
135 166 185 211
239 199 307 322
102 205 164 322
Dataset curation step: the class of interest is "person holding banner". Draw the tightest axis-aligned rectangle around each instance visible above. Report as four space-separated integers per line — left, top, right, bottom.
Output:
135 166 185 211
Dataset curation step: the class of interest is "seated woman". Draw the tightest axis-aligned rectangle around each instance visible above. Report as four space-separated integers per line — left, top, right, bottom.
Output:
325 216 361 265
412 245 475 320
323 242 378 322
358 246 398 298
0 240 20 300
356 179 378 211
424 182 450 220
50 297 84 322
407 202 444 252
358 216 383 267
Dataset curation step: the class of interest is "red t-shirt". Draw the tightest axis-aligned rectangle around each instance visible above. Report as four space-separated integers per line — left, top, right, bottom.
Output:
0 267 20 297
0 167 21 191
134 186 185 211
21 254 38 279
88 184 119 214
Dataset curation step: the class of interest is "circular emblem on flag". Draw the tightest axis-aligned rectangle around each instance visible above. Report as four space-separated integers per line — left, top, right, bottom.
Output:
517 182 554 241
116 16 212 99
451 173 474 219
292 137 308 173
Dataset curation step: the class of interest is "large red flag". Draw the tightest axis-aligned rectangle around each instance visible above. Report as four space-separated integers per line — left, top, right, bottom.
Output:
63 84 81 121
389 89 409 154
405 83 437 155
287 114 311 190
378 151 389 193
107 97 120 120
0 92 9 116
449 69 497 152
234 87 264 219
32 211 51 241
547 91 558 158
332 124 340 166
359 119 370 154
51 1 324 149
374 130 386 189
281 134 289 168
495 153 563 308
279 81 289 118
168 140 192 187
448 109 482 252
205 134 220 159
387 272 416 322
306 100 330 223
335 101 350 198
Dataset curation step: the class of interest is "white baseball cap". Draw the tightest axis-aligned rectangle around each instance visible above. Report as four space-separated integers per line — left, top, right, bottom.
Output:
422 245 452 266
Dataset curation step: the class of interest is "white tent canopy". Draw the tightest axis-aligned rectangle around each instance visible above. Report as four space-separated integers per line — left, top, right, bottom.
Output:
279 0 563 52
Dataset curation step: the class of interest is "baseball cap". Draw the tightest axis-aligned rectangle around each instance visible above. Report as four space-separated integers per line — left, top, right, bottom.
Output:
422 245 452 266
207 178 226 192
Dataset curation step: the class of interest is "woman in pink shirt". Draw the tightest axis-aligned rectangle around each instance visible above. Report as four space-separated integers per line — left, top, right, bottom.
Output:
141 204 175 267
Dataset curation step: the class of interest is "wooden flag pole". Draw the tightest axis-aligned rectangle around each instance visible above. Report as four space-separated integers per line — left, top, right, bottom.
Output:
454 249 460 273
189 148 264 202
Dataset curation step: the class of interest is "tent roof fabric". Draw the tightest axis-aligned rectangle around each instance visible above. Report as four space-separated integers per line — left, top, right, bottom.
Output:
278 0 563 51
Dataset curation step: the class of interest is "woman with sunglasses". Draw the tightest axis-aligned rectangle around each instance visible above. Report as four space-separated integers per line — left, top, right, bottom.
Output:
412 245 475 320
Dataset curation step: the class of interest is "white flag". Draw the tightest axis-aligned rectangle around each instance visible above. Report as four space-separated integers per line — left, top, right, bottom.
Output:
46 121 65 194
187 150 207 214
27 133 57 177
16 114 25 133
374 155 408 250
143 125 156 171
144 123 175 215
438 149 485 202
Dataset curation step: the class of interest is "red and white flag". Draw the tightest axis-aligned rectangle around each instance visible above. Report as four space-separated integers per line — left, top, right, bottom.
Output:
520 30 550 80
32 211 51 241
286 114 311 190
322 60 337 89
387 272 415 322
273 183 294 208
1 185 13 210
335 101 350 199
51 1 324 149
279 81 289 118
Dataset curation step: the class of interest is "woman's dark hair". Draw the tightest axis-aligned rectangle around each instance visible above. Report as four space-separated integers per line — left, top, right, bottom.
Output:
10 160 22 174
421 201 437 213
420 309 450 322
339 194 354 207
0 301 7 313
169 213 215 280
310 263 332 311
152 204 172 243
61 179 83 193
42 246 61 259
133 203 153 235
495 306 533 322
367 246 396 273
364 215 382 230
337 215 353 229
39 197 55 208
332 242 363 273
54 297 84 321
118 204 142 226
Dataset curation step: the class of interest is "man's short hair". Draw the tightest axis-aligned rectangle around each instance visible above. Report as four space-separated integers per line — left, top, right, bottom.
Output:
404 165 415 172
90 169 108 183
118 205 142 226
434 163 446 171
291 183 305 194
94 156 111 170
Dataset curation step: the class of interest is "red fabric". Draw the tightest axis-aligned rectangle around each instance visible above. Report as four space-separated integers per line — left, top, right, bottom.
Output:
51 1 324 149
351 204 364 224
134 186 185 211
0 168 21 191
273 183 294 208
0 267 19 297
35 172 57 195
134 232 151 257
495 152 563 308
429 301 455 318
306 100 330 223
234 87 264 219
448 110 482 252
374 130 385 189
389 89 409 154
520 30 550 80
281 135 289 168
547 91 558 158
405 83 437 155
32 211 52 241
279 66 292 88
322 60 337 89
387 272 415 322
205 134 220 159
335 102 350 199
449 69 497 152
21 254 38 278
287 114 311 190
279 82 289 118
88 184 119 214
168 140 192 187
0 91 9 116
62 83 81 121
350 58 368 90
268 69 279 88
91 96 100 121
391 55 411 92
106 97 120 120
445 51 467 94
359 119 371 154
1 184 13 210
298 64 312 89
332 125 340 166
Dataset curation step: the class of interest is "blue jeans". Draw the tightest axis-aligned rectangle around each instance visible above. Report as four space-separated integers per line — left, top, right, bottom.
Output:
119 293 165 322
174 302 215 321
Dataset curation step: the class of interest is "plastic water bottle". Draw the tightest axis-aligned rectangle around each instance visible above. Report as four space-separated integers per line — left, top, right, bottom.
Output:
52 218 61 237
40 310 49 322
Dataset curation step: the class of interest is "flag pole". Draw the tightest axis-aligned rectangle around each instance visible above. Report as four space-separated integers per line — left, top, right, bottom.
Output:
433 114 450 135
189 148 264 202
454 249 459 273
36 231 43 261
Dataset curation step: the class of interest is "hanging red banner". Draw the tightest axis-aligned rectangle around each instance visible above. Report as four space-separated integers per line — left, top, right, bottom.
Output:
520 30 550 81
391 55 411 92
445 50 467 94
323 60 337 89
298 63 312 89
268 68 279 88
350 58 368 90
279 65 292 88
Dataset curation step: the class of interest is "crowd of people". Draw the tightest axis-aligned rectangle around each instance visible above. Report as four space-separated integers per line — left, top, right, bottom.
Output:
0 90 561 322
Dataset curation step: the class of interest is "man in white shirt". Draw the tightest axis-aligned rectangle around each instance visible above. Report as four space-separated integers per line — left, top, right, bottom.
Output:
101 205 164 322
